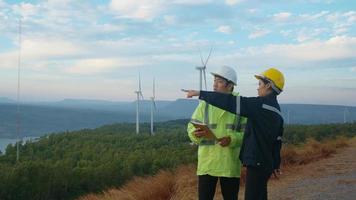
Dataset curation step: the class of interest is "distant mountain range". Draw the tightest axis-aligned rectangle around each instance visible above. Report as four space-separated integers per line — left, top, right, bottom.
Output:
0 97 355 138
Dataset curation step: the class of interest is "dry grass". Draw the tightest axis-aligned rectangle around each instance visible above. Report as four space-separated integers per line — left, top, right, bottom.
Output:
282 137 349 166
79 171 175 200
169 165 197 200
78 137 354 200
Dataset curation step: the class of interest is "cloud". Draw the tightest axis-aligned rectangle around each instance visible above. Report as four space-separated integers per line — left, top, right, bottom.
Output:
173 0 213 5
247 8 257 14
64 58 145 75
212 36 356 70
47 0 73 7
325 11 356 35
109 0 165 20
11 2 39 18
248 29 270 39
299 11 329 21
280 30 292 37
216 25 232 34
164 15 176 25
326 11 356 24
351 67 356 72
21 38 85 60
273 12 292 22
0 52 17 69
93 23 126 33
0 0 5 7
345 11 356 24
260 36 356 61
225 0 245 5
296 28 327 42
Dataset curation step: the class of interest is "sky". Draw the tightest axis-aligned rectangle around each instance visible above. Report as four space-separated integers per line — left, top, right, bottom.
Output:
0 0 355 106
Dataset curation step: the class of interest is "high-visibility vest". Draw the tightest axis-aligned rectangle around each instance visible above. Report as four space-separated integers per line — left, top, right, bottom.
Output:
187 92 246 178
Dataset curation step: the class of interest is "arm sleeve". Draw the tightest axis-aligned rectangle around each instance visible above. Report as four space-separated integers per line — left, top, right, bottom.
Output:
199 91 261 118
272 125 284 170
199 91 236 113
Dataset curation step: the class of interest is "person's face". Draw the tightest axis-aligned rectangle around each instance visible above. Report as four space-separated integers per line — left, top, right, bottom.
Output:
257 79 272 97
213 76 232 93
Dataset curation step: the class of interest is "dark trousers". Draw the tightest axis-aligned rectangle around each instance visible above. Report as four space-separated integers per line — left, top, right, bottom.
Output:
198 174 240 200
244 166 272 200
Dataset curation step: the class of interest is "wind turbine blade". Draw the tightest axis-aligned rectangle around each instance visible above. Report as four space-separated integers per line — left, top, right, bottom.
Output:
199 48 205 66
153 77 155 98
204 46 213 67
140 92 144 100
203 68 207 90
139 71 142 92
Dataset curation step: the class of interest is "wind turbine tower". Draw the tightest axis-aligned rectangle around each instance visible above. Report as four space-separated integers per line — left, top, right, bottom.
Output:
344 107 348 123
134 72 144 134
195 47 213 90
150 78 157 136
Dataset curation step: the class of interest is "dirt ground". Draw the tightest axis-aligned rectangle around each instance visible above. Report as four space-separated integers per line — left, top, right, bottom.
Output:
261 144 356 200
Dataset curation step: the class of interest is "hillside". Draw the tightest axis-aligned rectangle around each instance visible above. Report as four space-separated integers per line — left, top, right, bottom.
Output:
0 120 194 200
0 99 198 138
80 137 356 200
0 121 355 200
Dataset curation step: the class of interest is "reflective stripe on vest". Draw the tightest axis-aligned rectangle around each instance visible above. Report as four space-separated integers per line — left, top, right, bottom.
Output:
206 102 243 132
209 124 217 129
225 124 241 131
199 140 216 146
204 102 209 124
191 119 203 124
235 96 241 115
262 104 283 118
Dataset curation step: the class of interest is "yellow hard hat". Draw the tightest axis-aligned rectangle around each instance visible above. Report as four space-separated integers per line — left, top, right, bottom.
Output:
255 68 285 94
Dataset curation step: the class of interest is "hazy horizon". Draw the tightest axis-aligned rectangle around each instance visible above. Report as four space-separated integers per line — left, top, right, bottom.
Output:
1 95 356 107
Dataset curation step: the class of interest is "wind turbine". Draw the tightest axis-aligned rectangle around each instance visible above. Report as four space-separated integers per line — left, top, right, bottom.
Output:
134 72 144 134
195 47 213 90
150 78 157 136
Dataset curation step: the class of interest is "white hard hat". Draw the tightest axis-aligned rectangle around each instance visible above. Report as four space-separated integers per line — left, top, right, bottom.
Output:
211 66 237 85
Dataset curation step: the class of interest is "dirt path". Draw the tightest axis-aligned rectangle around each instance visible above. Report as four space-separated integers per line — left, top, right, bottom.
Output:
265 144 356 200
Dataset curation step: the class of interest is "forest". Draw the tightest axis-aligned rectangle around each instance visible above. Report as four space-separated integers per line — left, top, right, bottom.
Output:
0 119 355 200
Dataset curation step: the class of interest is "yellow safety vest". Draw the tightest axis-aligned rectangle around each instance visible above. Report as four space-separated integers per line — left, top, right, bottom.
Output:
187 92 246 177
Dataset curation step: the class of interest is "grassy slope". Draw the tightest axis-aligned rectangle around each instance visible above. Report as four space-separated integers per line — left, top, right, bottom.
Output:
79 137 354 200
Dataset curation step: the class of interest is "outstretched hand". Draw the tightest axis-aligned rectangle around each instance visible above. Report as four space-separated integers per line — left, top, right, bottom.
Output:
181 89 200 98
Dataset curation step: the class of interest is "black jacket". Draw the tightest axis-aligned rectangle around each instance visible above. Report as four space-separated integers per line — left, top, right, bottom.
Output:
199 91 284 173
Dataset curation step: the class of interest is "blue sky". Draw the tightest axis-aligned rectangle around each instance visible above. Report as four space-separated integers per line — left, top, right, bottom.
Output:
0 0 355 105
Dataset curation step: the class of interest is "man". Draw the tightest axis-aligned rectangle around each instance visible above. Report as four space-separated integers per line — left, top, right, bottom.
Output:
187 66 246 200
185 68 284 200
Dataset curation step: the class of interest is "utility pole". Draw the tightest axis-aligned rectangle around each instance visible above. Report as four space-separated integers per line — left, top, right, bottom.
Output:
16 18 22 162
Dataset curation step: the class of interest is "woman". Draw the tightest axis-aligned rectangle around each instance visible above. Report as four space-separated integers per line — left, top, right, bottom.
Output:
184 68 285 200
